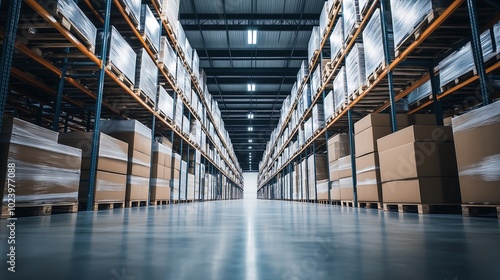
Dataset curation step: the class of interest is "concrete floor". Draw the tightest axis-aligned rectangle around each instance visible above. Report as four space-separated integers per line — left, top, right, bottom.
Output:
1 199 499 280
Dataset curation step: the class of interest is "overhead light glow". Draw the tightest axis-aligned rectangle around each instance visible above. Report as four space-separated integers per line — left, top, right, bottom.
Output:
248 30 257 44
247 84 256 92
248 146 252 149
248 139 253 143
247 113 254 119
248 127 253 131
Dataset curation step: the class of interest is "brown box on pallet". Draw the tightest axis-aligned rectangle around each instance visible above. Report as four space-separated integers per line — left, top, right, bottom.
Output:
452 101 500 204
99 120 152 156
339 177 354 200
354 114 436 134
355 126 393 157
58 131 129 174
338 156 352 178
126 175 149 201
173 153 181 170
0 118 81 208
329 160 339 181
330 180 341 200
150 178 171 201
129 150 151 177
151 163 164 179
80 170 126 203
377 126 457 182
327 133 350 162
356 152 382 202
317 179 329 200
382 177 461 204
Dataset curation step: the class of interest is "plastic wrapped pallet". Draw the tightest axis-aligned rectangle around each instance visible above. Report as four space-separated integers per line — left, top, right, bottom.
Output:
182 116 190 135
159 37 177 79
438 30 495 89
159 0 180 32
304 118 313 141
407 80 432 105
319 2 330 37
297 61 310 85
49 0 97 51
345 44 366 99
358 0 374 15
120 0 141 27
135 48 158 103
311 66 322 98
192 50 200 82
494 21 500 55
174 95 183 129
308 26 321 65
176 21 187 55
104 26 136 86
158 86 175 120
390 0 445 49
0 118 82 210
334 67 348 113
99 120 152 156
312 104 325 133
302 84 312 112
343 0 360 41
330 20 344 61
363 8 394 81
185 39 193 69
140 4 160 54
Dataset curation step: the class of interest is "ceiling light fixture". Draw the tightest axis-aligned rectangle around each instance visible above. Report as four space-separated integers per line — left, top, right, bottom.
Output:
247 112 254 119
247 84 256 92
248 139 253 143
248 30 257 45
248 127 253 131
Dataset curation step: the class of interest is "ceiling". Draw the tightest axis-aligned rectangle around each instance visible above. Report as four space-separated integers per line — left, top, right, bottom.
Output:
179 0 325 172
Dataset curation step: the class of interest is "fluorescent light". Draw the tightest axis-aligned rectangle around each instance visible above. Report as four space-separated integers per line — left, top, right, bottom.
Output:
247 84 255 92
248 139 253 143
248 146 252 149
247 113 254 119
248 127 253 131
248 30 257 44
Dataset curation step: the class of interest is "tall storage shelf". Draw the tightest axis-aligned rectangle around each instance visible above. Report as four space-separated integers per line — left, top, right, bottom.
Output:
257 0 500 203
0 0 243 212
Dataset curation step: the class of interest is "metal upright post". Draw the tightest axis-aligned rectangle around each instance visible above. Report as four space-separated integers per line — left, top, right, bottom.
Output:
178 138 184 201
0 0 22 132
148 113 156 205
312 142 318 203
348 109 358 207
53 48 70 131
86 0 112 211
380 0 398 132
86 111 92 132
466 0 490 105
429 67 444 125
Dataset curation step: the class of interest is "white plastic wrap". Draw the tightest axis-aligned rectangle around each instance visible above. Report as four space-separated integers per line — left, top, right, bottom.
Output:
160 0 180 32
174 95 183 128
159 36 177 79
176 22 187 56
363 9 394 80
304 118 313 141
185 39 193 69
308 26 321 64
312 104 325 132
358 0 374 15
407 80 432 105
100 119 152 139
346 43 366 98
330 19 344 60
135 48 158 103
158 86 175 119
302 84 312 112
53 0 97 48
319 2 330 37
192 49 200 81
324 90 335 120
451 100 500 133
297 61 310 85
390 0 442 49
140 4 160 54
494 21 500 54
182 116 190 135
311 66 322 97
106 26 136 85
438 30 495 88
334 67 348 112
343 0 360 41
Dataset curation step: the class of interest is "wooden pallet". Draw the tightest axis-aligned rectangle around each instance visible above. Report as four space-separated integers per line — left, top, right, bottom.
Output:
462 204 500 219
341 200 355 207
322 62 333 83
395 10 441 56
117 0 140 29
348 86 367 104
331 48 345 68
151 200 170 206
134 89 156 109
141 34 160 57
358 202 382 210
55 13 95 54
157 110 174 125
331 200 342 206
85 201 125 211
366 62 388 86
359 0 374 18
2 202 78 218
158 63 177 82
126 200 148 208
383 203 461 214
345 22 361 43
318 200 329 205
309 50 321 71
328 0 341 20
335 102 348 115
106 63 134 90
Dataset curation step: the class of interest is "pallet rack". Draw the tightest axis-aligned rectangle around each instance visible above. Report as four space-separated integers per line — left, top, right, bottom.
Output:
257 0 499 204
0 0 244 211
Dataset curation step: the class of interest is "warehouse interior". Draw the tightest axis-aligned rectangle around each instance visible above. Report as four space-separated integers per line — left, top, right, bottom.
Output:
0 0 500 279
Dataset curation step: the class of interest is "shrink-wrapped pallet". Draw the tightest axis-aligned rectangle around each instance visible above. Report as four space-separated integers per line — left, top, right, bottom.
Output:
319 2 330 37
192 49 200 82
121 0 141 27
308 26 321 65
297 61 309 85
158 86 175 120
104 26 136 86
407 80 432 105
140 4 160 54
343 0 360 41
185 39 193 69
159 0 180 32
334 67 348 113
311 66 322 98
345 43 366 98
330 19 344 60
176 22 187 56
363 9 394 81
312 104 325 133
324 90 335 120
135 48 158 104
159 37 177 79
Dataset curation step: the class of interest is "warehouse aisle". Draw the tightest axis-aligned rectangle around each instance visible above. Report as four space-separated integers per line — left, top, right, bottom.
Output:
1 200 500 279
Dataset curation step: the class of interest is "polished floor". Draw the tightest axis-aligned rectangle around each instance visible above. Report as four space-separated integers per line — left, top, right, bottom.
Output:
1 199 499 279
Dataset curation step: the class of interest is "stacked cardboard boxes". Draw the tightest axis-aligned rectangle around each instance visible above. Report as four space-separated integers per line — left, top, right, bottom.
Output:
100 120 152 204
309 154 329 200
0 118 82 217
378 126 461 205
451 101 500 205
58 131 128 207
327 134 350 201
150 141 172 203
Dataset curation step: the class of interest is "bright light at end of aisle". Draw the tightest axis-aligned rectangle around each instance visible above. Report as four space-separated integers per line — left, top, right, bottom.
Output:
247 84 256 92
248 30 257 44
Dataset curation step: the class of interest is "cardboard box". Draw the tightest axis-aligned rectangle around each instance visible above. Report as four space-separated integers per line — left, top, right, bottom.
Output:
317 179 329 200
452 101 500 204
382 177 461 204
327 133 350 162
379 141 458 182
150 178 170 201
330 180 341 200
80 170 126 203
339 177 354 200
329 160 339 181
100 120 152 156
338 155 353 178
356 152 382 202
129 150 151 177
126 175 149 201
354 126 393 157
354 114 436 134
173 153 181 170
377 125 454 152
